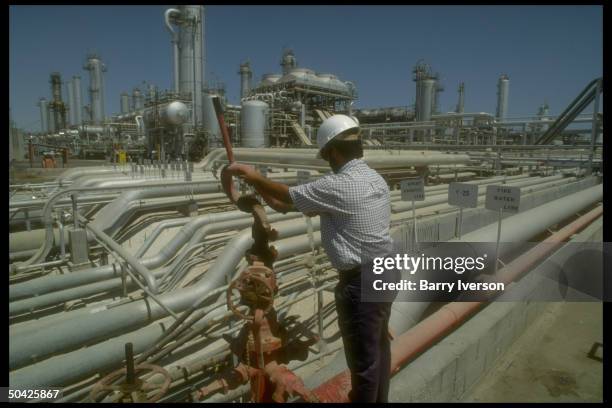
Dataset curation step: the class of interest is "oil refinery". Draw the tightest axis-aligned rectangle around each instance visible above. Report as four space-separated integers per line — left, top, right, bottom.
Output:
8 5 604 403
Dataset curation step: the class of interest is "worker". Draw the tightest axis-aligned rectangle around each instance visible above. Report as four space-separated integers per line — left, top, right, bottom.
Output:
225 115 396 402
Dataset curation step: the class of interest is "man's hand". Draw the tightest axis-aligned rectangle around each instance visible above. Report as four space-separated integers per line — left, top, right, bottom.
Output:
225 163 260 185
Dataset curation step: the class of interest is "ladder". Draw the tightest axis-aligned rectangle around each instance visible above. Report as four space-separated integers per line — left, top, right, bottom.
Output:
290 121 313 146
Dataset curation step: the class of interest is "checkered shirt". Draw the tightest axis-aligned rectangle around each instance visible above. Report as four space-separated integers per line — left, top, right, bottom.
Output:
288 158 393 271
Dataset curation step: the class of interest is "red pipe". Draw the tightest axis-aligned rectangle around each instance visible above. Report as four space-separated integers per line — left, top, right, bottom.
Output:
211 96 234 164
313 205 602 402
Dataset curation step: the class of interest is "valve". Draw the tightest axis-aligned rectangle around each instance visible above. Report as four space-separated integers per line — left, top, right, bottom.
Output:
89 343 172 403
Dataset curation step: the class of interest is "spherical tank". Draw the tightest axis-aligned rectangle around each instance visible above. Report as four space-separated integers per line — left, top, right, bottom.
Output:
161 101 189 125
241 100 269 148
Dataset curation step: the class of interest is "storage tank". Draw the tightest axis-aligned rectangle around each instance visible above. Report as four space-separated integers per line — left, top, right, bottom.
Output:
120 93 130 114
37 98 49 134
496 74 510 120
241 100 269 147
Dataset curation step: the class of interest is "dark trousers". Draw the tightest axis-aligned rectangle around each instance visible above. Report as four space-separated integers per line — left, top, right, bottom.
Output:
335 272 394 403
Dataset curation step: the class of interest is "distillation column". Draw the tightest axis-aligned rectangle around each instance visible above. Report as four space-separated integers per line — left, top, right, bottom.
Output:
66 79 76 126
37 98 49 134
238 61 253 99
49 72 67 132
72 75 83 126
496 74 510 121
120 93 130 114
83 54 107 125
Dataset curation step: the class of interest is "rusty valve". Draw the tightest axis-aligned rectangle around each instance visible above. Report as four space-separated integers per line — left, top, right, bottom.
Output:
227 261 277 321
89 343 172 403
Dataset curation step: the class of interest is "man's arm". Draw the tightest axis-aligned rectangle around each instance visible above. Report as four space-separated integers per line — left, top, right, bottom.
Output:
225 163 296 211
258 189 297 213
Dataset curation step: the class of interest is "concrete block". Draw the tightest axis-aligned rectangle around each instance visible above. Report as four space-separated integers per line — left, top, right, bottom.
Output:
463 355 487 397
453 338 478 397
478 324 501 373
390 366 428 402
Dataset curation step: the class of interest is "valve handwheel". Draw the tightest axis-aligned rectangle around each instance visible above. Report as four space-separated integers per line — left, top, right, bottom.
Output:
89 343 172 403
227 272 275 321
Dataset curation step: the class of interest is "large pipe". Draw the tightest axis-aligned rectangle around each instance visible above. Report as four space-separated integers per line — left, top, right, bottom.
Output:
8 217 321 372
8 211 302 315
9 230 324 389
9 181 600 385
201 148 471 171
312 203 603 402
9 208 298 303
17 181 224 267
305 181 602 391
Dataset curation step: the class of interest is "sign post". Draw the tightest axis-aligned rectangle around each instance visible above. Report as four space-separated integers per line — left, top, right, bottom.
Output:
485 185 521 274
448 182 479 239
400 178 425 244
297 170 310 185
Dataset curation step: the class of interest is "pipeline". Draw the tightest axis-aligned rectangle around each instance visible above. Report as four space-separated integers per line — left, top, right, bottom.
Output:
311 203 603 402
9 179 599 385
304 183 602 393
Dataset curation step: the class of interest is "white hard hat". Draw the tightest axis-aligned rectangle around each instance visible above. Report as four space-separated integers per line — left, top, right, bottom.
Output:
316 114 360 157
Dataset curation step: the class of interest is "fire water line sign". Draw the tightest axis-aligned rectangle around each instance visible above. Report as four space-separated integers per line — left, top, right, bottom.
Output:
485 185 521 274
485 185 521 213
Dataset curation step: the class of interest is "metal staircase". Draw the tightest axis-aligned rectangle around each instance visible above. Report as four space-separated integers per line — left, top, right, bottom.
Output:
535 78 602 145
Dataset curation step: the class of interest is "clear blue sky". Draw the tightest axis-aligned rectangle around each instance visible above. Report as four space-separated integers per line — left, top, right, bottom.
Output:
9 5 602 132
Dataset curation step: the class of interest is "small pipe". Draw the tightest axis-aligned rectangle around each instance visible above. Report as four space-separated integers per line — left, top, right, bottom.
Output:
81 215 158 294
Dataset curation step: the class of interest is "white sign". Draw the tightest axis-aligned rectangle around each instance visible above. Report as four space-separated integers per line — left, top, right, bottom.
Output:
400 178 425 201
297 170 310 185
485 185 521 213
448 182 479 208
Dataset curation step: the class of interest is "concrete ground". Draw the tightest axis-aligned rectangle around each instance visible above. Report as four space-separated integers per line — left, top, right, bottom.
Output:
461 301 603 402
